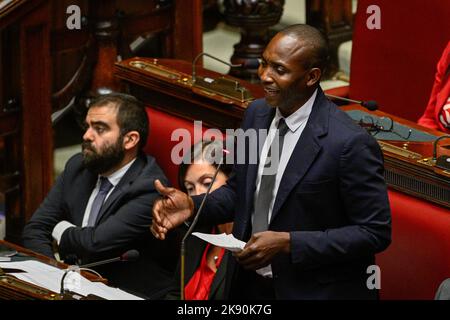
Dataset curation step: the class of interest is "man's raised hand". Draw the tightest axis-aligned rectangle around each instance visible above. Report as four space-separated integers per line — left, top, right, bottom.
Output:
151 179 194 240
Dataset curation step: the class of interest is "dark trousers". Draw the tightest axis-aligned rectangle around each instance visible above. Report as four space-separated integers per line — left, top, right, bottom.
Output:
230 267 275 300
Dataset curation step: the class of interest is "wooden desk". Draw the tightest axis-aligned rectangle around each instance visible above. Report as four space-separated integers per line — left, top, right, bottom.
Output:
341 104 450 209
0 240 106 300
115 57 264 130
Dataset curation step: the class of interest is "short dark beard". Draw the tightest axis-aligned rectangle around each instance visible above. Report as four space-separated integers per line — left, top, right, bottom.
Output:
82 136 125 175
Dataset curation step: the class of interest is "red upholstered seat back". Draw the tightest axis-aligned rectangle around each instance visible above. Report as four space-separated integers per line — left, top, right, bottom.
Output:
143 107 225 188
377 190 450 299
143 107 204 188
349 0 450 122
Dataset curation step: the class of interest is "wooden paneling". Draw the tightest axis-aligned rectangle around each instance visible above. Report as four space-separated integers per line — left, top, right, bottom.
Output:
1 0 204 243
0 1 53 243
19 2 53 234
173 0 203 62
306 0 353 76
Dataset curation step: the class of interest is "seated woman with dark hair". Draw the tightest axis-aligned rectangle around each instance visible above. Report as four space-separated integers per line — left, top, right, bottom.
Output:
167 139 233 300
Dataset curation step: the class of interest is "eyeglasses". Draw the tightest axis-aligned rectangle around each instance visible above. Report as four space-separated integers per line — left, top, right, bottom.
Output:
358 116 412 140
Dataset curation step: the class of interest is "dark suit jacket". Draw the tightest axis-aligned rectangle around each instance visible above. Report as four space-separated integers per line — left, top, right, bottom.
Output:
23 152 179 299
165 224 228 300
193 88 392 299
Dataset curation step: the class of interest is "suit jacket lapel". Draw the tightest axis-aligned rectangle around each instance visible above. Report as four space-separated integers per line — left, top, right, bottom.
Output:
96 155 146 224
270 90 330 224
209 251 228 299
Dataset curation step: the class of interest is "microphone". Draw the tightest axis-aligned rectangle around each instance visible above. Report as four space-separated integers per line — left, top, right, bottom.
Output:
325 93 379 111
60 249 139 295
190 52 253 103
79 249 139 268
192 52 242 83
432 135 450 170
180 148 229 300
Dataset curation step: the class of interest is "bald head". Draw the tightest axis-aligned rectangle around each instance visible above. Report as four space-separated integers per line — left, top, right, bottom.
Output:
278 24 329 74
258 24 329 115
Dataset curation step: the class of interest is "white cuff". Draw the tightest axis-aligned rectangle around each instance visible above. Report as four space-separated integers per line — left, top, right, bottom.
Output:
52 221 75 245
256 265 273 278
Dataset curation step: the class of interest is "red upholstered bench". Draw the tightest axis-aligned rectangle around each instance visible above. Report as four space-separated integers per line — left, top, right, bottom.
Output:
143 106 222 188
143 107 200 188
327 0 450 122
377 190 450 300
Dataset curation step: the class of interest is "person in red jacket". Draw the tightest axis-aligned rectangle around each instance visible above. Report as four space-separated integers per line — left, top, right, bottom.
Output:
418 41 450 133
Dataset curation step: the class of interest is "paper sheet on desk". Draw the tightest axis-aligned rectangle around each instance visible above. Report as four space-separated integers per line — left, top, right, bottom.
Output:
0 260 143 300
192 232 246 252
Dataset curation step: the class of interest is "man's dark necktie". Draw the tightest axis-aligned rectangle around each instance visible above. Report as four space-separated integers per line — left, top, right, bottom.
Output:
87 177 113 226
253 118 289 233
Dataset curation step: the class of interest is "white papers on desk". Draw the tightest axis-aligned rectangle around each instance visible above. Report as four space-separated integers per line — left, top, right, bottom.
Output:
192 232 246 252
0 0 14 11
0 260 143 300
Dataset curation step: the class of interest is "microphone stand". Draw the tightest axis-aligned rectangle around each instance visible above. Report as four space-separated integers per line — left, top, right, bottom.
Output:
432 135 450 161
432 135 450 170
192 52 242 84
60 266 102 295
59 249 139 296
78 256 121 268
325 93 378 111
180 156 225 300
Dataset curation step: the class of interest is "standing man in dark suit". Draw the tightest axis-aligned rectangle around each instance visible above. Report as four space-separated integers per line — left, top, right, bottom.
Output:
151 24 391 300
23 93 178 299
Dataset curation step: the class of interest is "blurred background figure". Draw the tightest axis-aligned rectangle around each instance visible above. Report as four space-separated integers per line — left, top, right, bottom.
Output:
418 41 450 134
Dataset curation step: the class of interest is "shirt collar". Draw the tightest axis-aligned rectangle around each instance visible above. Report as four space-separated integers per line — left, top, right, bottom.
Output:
274 88 318 132
100 158 136 187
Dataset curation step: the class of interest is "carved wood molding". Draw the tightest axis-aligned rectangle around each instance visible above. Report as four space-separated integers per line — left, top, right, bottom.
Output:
223 0 285 83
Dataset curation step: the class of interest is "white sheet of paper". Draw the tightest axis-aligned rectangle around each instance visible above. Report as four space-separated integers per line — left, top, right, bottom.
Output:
0 0 14 11
192 232 273 277
192 232 246 252
0 260 143 300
